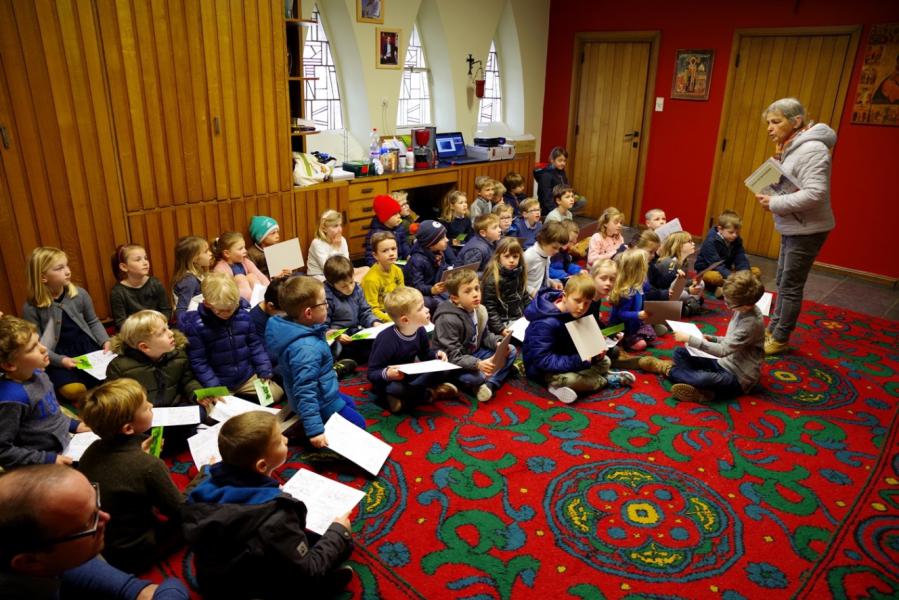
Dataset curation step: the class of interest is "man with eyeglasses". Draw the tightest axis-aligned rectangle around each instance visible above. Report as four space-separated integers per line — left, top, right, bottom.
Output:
0 464 187 599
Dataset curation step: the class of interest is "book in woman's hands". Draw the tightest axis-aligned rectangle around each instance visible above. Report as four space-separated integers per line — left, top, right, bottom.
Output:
744 158 802 196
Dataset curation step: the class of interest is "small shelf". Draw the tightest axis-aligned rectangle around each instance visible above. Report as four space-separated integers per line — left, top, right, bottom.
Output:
291 130 319 137
285 18 318 26
288 76 319 81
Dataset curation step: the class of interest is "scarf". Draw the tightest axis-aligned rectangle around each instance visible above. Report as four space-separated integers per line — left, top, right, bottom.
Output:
773 121 814 161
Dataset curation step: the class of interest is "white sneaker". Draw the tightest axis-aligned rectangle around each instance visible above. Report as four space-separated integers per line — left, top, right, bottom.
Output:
476 384 493 402
548 385 578 404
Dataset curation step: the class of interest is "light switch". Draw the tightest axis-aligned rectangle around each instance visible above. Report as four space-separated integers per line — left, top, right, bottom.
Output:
655 97 664 112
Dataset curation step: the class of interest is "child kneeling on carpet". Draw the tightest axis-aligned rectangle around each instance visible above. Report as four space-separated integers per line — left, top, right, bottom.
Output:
183 411 354 599
667 270 765 403
433 269 517 403
78 378 183 573
266 276 366 448
523 273 635 403
367 286 458 413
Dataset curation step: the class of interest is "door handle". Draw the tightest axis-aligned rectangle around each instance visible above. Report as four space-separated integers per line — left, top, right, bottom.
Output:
623 130 640 140
0 125 9 149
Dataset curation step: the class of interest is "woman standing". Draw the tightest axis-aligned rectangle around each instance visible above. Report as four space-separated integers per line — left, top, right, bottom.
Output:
755 98 836 355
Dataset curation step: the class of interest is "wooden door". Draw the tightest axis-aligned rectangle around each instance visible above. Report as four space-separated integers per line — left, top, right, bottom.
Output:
570 40 654 221
708 29 859 258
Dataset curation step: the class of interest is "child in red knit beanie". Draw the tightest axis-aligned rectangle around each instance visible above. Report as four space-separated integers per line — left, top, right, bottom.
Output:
364 194 411 267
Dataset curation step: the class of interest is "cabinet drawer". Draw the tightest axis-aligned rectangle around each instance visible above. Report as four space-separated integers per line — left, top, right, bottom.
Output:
348 180 388 201
348 199 376 222
348 234 366 257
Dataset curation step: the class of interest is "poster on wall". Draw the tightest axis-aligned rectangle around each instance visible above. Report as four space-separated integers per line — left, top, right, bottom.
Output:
851 23 899 126
671 49 714 101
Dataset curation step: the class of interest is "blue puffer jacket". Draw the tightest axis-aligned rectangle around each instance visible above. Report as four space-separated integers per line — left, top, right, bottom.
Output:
694 227 750 277
403 242 449 298
265 316 342 438
522 289 590 379
324 281 378 332
180 301 271 389
455 234 495 271
363 218 410 267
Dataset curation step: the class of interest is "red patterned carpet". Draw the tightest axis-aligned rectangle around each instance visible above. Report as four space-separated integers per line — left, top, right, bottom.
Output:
145 298 899 599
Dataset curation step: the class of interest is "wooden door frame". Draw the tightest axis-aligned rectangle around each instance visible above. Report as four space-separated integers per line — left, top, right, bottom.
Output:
704 25 861 231
566 31 660 224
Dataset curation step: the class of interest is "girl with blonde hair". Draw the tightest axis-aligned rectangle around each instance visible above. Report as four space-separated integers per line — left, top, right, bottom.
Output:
587 207 626 267
306 210 368 282
608 248 656 351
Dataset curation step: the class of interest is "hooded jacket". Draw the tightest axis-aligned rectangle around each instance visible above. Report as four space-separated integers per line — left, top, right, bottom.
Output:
432 301 501 371
403 242 449 297
106 331 202 408
522 289 590 379
182 462 352 599
769 122 836 236
694 227 751 277
324 281 378 332
455 234 495 272
265 316 342 438
363 217 410 267
481 265 531 334
180 301 272 389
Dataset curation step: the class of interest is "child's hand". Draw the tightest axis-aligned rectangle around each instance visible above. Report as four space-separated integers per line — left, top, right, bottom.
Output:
338 334 353 344
310 434 328 448
386 367 405 381
55 454 73 465
75 422 92 433
688 284 703 295
591 351 607 363
431 282 447 295
102 341 112 353
477 359 496 376
197 396 221 409
673 331 691 343
61 356 77 369
551 280 563 290
638 310 648 321
333 510 352 530
676 269 686 278
501 328 512 337
436 350 448 362
277 268 292 278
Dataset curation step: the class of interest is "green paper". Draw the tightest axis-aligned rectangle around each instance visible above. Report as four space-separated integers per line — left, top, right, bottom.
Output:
73 355 93 370
601 323 625 337
195 386 229 400
255 379 274 407
326 328 348 342
350 330 376 341
148 427 164 457
455 233 467 242
395 259 407 266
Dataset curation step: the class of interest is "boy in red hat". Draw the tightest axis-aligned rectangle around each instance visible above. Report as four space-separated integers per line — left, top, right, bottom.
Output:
363 195 411 267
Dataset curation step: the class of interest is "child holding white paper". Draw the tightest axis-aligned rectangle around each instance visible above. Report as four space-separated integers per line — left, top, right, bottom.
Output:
266 276 366 448
172 235 214 324
667 271 766 403
367 287 457 413
481 238 531 336
212 231 270 302
247 215 293 279
587 207 626 267
645 208 667 231
183 411 354 598
655 231 704 317
78 378 183 573
523 273 634 404
109 244 172 329
324 256 380 377
433 269 518 403
0 315 90 469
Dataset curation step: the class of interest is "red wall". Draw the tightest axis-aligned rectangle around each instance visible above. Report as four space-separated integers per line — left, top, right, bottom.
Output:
541 0 899 280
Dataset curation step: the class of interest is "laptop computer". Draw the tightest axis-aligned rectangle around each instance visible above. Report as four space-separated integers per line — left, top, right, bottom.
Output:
435 132 486 166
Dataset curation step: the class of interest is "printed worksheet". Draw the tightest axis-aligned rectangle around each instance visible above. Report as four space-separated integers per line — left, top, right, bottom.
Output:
323 413 392 475
187 423 223 469
207 396 281 422
395 359 461 375
510 317 529 342
72 350 116 380
63 432 100 461
666 320 718 360
152 406 201 427
281 469 366 535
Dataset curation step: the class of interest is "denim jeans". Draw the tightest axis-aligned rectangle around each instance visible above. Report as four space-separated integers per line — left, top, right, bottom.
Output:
668 347 743 399
454 346 518 390
544 355 612 393
770 231 829 343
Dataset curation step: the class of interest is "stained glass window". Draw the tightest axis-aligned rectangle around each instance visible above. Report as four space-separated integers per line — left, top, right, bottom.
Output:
478 41 502 123
396 24 432 127
303 5 342 130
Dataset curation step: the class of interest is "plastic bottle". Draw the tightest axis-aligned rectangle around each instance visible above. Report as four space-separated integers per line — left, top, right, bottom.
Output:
369 128 381 168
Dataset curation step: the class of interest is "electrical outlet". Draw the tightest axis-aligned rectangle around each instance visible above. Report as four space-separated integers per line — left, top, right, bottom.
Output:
381 97 389 107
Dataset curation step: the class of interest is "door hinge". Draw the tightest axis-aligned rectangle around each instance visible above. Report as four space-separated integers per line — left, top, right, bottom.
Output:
580 51 585 64
735 53 740 68
721 138 727 153
575 124 579 135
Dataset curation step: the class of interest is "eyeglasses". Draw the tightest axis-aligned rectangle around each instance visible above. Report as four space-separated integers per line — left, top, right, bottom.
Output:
45 483 102 545
311 302 329 309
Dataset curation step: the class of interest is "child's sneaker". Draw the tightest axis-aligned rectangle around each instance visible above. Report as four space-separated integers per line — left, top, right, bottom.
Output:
428 383 459 402
476 384 494 402
548 385 578 404
637 356 673 376
764 337 789 356
334 358 358 378
511 356 526 378
671 383 714 403
606 370 636 387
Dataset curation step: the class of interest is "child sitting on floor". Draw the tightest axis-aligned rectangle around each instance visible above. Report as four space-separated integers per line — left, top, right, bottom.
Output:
668 270 765 403
523 273 634 403
364 195 410 267
544 184 577 224
361 232 405 323
307 209 368 282
247 215 291 279
367 286 458 413
493 203 515 238
403 220 450 313
609 248 657 352
587 207 626 268
645 208 667 231
432 269 517 403
109 244 172 329
502 171 526 216
456 213 502 273
655 231 704 317
549 220 583 283
212 231 270 303
468 176 496 223
172 235 214 325
481 237 531 336
524 221 568 296
695 210 761 297
183 411 355 598
439 189 473 264
78 378 183 573
512 198 543 250
323 255 381 377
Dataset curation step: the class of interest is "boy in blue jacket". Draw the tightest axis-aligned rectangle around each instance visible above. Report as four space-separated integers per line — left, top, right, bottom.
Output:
180 273 284 405
511 198 543 249
266 276 366 448
522 273 634 404
363 195 410 267
324 255 381 377
695 210 761 296
456 213 502 272
402 220 450 313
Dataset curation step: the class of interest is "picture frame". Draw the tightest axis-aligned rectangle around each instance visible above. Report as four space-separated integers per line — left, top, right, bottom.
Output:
376 27 402 70
671 49 714 101
357 0 383 24
850 22 899 126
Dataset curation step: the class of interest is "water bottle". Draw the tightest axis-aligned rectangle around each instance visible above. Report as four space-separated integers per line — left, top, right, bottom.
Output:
369 128 381 170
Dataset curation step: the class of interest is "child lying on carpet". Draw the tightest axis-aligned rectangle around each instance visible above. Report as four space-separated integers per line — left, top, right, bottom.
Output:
667 270 766 403
182 411 354 599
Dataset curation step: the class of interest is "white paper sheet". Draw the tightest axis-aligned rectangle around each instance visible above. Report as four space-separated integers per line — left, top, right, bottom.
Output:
250 283 268 307
152 406 201 427
756 292 773 316
63 432 100 461
281 469 366 535
206 395 281 422
187 294 204 312
187 423 223 469
510 317 529 342
395 359 461 375
666 320 718 359
564 316 607 361
73 350 116 381
263 237 304 275
654 218 683 242
323 413 392 476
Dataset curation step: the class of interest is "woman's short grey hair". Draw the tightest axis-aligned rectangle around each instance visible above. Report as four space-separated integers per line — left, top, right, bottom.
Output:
763 97 806 123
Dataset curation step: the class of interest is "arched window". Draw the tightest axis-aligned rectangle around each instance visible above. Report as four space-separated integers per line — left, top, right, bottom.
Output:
396 24 432 127
478 41 502 123
303 5 343 130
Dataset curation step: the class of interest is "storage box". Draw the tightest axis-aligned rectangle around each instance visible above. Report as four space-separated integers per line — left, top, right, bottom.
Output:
508 138 536 154
342 161 371 177
465 144 516 161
